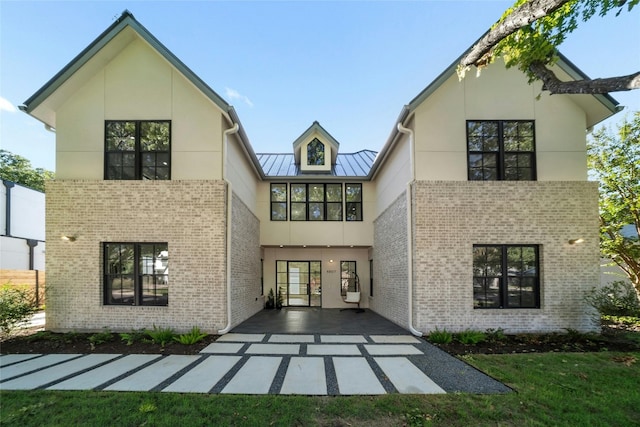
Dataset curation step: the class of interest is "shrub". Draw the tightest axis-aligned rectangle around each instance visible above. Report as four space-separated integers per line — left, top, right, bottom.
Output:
145 325 175 346
485 328 507 342
174 326 208 345
0 286 37 335
456 330 486 345
88 328 113 349
585 281 640 317
428 328 453 344
119 330 146 346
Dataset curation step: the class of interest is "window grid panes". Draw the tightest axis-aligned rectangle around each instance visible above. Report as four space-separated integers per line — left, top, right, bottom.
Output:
271 183 288 221
307 138 325 166
467 120 535 181
340 261 357 297
473 244 540 309
105 120 171 180
289 183 344 221
345 183 363 221
104 242 168 306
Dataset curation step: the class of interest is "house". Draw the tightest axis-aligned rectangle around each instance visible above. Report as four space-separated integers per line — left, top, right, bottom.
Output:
20 11 620 334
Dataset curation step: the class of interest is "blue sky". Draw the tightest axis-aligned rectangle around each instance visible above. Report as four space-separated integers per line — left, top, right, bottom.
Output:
1 1 638 171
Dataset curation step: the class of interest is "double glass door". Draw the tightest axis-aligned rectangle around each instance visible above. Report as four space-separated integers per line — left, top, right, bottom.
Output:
276 261 322 307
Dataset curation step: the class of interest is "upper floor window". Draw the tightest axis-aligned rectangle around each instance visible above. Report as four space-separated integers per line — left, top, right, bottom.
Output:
291 183 343 221
345 183 362 221
473 244 540 309
104 242 168 306
467 120 535 181
307 138 325 166
271 183 287 221
105 120 171 180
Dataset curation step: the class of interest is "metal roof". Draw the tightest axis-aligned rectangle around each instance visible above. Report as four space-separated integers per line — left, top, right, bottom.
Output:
257 150 377 178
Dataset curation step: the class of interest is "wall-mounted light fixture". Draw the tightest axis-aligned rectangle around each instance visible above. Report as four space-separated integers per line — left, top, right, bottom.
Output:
568 238 585 245
61 235 77 242
329 259 334 263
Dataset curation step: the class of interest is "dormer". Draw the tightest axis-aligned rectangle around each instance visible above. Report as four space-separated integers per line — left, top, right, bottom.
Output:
293 121 340 173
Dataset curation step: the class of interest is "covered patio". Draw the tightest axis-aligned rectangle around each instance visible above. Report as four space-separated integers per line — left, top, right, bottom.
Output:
231 308 409 335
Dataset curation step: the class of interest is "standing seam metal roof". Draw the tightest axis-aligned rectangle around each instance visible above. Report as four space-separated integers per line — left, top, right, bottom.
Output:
257 150 377 178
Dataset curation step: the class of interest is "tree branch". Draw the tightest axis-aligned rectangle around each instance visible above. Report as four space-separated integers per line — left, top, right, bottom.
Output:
459 0 571 68
528 61 640 94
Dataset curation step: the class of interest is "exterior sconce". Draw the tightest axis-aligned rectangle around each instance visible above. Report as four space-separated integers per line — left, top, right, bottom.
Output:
61 235 77 242
329 259 334 263
568 238 584 245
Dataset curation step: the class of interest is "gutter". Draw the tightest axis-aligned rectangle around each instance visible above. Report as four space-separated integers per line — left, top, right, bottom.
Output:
218 123 240 335
396 123 422 337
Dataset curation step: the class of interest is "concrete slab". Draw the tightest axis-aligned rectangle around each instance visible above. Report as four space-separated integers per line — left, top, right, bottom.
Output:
320 335 367 343
1 354 120 390
199 343 244 354
104 355 200 391
364 345 423 355
280 357 326 395
163 356 241 393
217 333 265 342
307 345 361 356
375 357 445 394
333 357 386 395
0 354 41 367
245 344 299 355
370 335 422 344
0 354 81 381
269 334 314 343
222 356 281 394
49 354 161 390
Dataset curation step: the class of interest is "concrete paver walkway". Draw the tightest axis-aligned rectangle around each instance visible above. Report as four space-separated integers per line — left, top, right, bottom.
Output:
0 333 511 395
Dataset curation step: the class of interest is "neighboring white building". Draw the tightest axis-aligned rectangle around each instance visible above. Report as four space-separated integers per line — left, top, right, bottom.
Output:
20 12 621 334
1 180 45 271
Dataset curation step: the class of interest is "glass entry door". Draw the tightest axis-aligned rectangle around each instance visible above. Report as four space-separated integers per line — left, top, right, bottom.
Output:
276 261 322 307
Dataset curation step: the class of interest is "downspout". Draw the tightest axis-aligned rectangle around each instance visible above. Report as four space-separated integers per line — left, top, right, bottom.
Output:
396 123 422 337
3 180 15 236
218 122 240 335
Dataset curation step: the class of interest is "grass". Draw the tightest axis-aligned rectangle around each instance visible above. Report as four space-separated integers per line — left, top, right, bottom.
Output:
1 352 638 426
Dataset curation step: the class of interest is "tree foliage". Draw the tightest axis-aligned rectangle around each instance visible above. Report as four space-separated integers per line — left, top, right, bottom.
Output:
0 149 54 192
588 112 640 295
459 0 640 94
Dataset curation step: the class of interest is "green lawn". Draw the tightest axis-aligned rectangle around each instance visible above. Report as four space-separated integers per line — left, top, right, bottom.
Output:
1 352 638 426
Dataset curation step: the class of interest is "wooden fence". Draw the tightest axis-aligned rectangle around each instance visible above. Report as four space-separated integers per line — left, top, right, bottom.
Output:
0 269 46 307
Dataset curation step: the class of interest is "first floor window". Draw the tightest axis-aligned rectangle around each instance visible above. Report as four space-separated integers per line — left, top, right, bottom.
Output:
340 260 357 297
104 242 168 306
473 244 540 309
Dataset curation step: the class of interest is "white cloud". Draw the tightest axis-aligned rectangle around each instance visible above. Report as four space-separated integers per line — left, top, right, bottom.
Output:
0 96 17 113
225 87 254 108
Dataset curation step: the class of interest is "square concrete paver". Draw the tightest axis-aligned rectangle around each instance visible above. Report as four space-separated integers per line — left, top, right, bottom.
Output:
320 335 367 343
333 357 386 395
375 357 445 394
1 354 120 390
163 356 241 393
217 333 265 342
104 355 200 391
269 334 315 343
49 354 161 390
222 356 281 394
245 344 299 355
364 344 423 355
307 345 361 356
280 357 326 395
370 335 422 344
199 343 244 354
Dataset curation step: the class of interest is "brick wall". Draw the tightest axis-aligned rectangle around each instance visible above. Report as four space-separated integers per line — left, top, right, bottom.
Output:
230 192 263 327
412 181 600 333
45 180 227 333
371 192 410 328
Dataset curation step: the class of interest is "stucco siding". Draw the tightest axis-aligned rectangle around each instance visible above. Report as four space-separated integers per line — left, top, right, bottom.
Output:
45 180 227 333
411 181 600 333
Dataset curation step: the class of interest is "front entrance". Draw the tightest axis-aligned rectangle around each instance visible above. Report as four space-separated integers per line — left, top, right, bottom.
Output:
276 261 322 307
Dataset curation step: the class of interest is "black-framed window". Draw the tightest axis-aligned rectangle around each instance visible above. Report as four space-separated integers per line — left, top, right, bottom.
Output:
467 120 535 181
290 183 343 221
369 259 373 297
307 138 325 166
104 242 168 306
473 245 540 309
340 260 357 297
271 183 287 221
105 120 171 180
345 183 362 221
